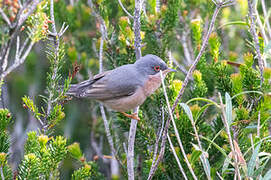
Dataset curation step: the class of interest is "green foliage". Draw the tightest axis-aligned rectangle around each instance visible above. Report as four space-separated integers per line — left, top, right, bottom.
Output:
0 109 12 180
208 32 221 62
22 96 43 121
192 70 208 97
27 1 50 42
69 143 105 180
18 132 68 179
0 108 12 132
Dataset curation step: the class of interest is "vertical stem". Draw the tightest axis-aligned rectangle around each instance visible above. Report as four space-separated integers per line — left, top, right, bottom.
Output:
248 0 265 85
160 71 196 180
127 107 138 180
167 134 188 180
0 166 4 180
127 0 142 179
218 93 241 180
134 0 142 60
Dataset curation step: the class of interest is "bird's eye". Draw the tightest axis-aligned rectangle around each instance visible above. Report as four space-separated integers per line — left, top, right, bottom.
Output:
154 66 160 72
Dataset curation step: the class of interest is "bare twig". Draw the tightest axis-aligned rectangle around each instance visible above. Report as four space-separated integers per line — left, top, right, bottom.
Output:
151 71 195 180
133 0 142 60
17 0 40 28
0 8 11 27
117 0 133 19
0 166 4 180
127 106 139 180
1 41 34 79
127 0 142 179
149 107 165 175
170 53 189 76
167 133 188 180
147 1 234 178
248 0 265 84
219 93 241 180
257 111 260 137
261 0 271 38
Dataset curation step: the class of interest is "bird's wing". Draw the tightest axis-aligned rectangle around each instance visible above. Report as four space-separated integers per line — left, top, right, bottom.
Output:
83 66 142 100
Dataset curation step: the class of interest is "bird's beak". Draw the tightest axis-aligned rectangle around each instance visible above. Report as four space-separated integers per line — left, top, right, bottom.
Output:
163 68 177 73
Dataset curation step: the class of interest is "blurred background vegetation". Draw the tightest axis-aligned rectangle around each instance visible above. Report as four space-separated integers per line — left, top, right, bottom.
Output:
0 0 271 179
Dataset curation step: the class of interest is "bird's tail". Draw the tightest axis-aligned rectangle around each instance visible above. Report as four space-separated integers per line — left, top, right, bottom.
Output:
66 79 95 98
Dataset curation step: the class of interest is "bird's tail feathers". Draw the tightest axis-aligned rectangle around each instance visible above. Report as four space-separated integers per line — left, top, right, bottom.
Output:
66 79 94 98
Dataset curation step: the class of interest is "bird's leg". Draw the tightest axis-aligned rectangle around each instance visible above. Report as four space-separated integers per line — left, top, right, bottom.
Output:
121 112 140 121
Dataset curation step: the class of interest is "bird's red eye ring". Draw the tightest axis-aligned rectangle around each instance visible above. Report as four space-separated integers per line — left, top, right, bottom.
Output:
154 66 160 71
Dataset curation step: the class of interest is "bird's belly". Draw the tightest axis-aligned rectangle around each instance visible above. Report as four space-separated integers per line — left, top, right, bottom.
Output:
102 88 147 112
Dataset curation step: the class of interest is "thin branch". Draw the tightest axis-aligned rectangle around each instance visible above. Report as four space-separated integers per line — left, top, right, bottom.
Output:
189 107 210 179
261 0 271 38
255 3 268 45
167 133 188 180
0 166 4 180
1 41 34 79
0 8 11 27
257 111 260 137
147 1 234 178
118 0 133 19
248 0 265 84
150 71 196 180
127 0 142 179
46 0 59 120
127 106 138 180
218 93 241 180
133 0 142 60
17 0 40 28
149 107 165 174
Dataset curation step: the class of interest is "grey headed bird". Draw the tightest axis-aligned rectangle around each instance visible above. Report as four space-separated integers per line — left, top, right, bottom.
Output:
67 54 176 120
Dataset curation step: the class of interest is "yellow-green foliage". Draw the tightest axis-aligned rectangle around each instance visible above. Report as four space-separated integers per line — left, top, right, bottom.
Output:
27 0 50 42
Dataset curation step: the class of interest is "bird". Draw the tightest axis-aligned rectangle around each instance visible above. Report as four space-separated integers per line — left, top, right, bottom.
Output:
67 54 176 120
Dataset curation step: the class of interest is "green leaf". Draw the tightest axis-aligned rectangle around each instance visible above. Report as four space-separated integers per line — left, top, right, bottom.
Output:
179 103 193 120
218 21 248 29
200 135 228 158
222 153 232 174
248 142 261 177
225 92 232 126
263 168 271 180
191 149 202 164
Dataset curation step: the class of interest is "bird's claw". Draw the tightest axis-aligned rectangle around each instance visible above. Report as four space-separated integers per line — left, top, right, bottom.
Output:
121 112 140 121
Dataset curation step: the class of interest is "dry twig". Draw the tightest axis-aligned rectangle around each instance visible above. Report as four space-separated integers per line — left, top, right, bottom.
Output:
248 0 265 84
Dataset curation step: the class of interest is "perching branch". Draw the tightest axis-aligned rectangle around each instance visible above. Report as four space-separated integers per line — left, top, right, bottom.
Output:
248 0 265 85
117 0 133 19
147 1 235 178
0 166 4 180
127 0 142 179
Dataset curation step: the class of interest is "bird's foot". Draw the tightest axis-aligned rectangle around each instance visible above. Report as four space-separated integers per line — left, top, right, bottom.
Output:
121 112 140 121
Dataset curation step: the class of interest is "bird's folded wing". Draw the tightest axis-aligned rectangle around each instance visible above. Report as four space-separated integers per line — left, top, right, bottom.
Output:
84 77 137 100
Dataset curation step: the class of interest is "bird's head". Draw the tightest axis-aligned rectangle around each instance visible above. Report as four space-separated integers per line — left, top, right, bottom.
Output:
135 54 176 76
